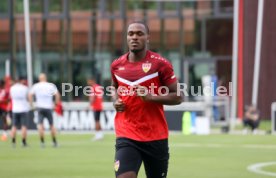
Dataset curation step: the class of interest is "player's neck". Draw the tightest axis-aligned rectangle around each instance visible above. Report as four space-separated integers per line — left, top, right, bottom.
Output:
128 50 147 62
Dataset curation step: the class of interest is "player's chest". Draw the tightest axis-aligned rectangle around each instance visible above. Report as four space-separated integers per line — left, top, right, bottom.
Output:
115 61 159 81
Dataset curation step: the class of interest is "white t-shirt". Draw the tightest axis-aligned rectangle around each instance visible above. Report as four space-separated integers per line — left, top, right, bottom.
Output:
10 83 30 113
30 82 58 109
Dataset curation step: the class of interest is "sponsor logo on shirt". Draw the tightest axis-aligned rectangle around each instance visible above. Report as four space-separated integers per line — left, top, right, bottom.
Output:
142 62 152 73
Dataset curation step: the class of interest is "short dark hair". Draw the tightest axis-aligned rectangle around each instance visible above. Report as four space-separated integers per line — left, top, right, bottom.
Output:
128 21 149 34
19 76 27 81
14 76 26 82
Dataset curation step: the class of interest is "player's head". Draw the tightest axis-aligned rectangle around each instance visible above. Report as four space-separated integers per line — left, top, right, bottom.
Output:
39 73 47 82
127 21 149 54
87 78 96 86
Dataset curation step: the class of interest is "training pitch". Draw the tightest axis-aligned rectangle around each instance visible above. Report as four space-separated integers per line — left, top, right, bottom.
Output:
0 133 276 178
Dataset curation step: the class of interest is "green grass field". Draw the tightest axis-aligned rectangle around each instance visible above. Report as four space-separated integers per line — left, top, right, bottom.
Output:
1 133 276 178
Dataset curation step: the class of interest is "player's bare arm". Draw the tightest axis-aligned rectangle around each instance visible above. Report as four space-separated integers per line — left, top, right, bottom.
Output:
111 80 125 112
28 93 34 109
54 92 61 105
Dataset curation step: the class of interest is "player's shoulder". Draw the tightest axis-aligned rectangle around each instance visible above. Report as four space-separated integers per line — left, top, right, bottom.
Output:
31 82 38 88
11 83 26 88
33 82 55 88
94 83 102 88
10 84 16 91
111 53 128 68
148 51 172 66
47 82 57 89
30 83 40 92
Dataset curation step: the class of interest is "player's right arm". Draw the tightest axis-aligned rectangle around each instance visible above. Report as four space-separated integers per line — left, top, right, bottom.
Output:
111 58 126 112
111 80 125 112
28 87 34 109
54 92 61 105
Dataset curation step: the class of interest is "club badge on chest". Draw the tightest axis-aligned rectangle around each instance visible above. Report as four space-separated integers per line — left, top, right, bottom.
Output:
142 62 152 73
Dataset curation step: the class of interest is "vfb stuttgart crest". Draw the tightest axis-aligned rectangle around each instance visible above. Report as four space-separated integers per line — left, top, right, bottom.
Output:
142 62 152 73
114 160 120 172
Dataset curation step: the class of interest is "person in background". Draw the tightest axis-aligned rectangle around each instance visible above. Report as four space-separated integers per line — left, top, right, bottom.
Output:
10 77 30 147
243 105 260 134
29 73 60 147
0 79 10 141
87 78 104 141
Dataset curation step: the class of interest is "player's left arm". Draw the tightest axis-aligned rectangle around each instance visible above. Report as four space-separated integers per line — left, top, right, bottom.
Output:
28 88 34 109
136 81 183 105
52 84 61 105
54 92 61 105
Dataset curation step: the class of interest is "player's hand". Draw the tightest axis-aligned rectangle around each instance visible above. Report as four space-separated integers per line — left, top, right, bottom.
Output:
6 114 12 126
135 85 152 101
113 98 125 112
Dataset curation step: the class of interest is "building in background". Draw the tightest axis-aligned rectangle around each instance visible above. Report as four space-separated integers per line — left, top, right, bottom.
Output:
0 0 275 119
242 0 276 119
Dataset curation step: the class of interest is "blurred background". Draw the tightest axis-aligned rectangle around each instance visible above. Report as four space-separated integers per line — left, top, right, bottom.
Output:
1 2 276 178
0 0 275 120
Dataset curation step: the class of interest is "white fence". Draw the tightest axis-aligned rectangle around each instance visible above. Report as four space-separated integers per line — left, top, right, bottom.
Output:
18 98 230 131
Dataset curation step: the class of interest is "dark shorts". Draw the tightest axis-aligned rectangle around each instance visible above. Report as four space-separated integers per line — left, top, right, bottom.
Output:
243 118 260 130
94 110 101 121
12 112 28 128
114 137 169 178
0 109 7 120
37 108 54 126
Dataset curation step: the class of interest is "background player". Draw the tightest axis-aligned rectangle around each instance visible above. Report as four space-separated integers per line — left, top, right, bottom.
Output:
10 77 30 147
87 78 104 141
29 73 60 147
0 79 10 141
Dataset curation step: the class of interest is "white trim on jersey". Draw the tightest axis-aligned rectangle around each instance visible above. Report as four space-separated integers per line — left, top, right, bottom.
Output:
115 72 159 86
